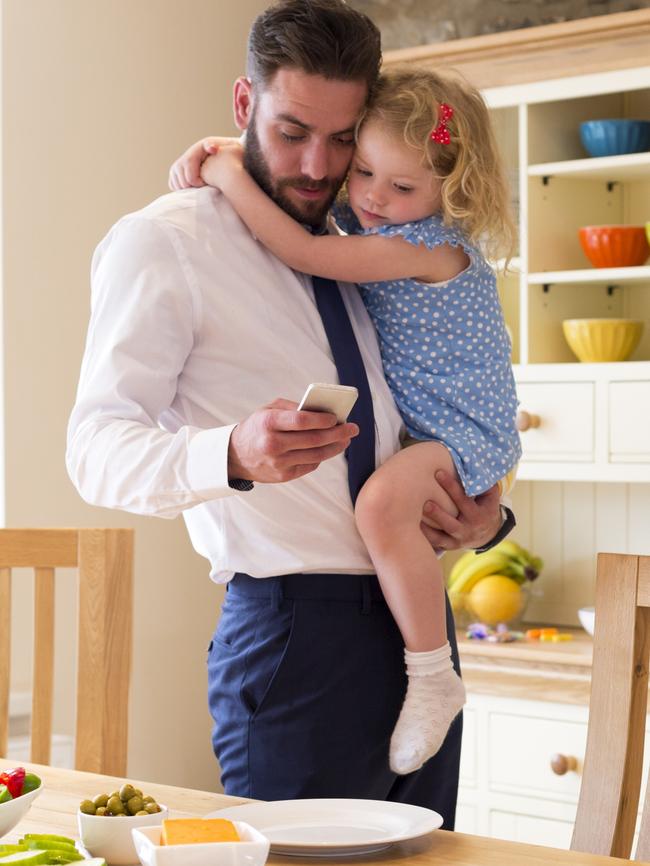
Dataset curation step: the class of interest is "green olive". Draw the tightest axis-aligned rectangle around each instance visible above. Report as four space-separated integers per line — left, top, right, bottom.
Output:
134 789 143 798
107 795 125 814
79 799 96 815
144 802 160 814
135 810 149 816
93 794 109 808
142 796 154 804
119 784 136 802
127 796 144 815
95 807 108 816
109 791 120 799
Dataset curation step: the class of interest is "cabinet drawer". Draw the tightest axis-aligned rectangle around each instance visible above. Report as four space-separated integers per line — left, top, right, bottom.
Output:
516 382 594 461
609 381 650 463
488 710 586 799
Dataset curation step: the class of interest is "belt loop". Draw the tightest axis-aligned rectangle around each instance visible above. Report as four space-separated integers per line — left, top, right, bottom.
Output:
271 576 284 612
361 575 372 615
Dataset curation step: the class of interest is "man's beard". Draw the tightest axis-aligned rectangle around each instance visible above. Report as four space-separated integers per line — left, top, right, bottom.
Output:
244 110 345 227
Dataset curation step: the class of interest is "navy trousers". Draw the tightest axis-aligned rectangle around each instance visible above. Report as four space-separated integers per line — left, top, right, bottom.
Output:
207 572 462 827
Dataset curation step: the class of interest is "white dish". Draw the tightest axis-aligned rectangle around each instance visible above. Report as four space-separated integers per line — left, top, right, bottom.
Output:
0 783 42 838
78 803 169 865
205 799 443 856
578 606 595 636
132 821 270 866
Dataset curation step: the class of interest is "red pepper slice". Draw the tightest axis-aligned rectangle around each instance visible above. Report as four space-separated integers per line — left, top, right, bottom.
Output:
4 767 26 798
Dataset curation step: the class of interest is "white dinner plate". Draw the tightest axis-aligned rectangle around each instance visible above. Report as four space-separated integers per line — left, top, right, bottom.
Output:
205 799 443 856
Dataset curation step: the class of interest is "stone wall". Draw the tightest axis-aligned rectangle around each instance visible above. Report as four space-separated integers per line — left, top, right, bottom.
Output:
348 0 650 50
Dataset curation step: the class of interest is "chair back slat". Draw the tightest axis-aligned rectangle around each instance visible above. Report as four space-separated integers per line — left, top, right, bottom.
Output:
0 568 11 756
30 567 55 765
75 529 133 775
572 553 650 860
0 528 133 775
0 530 78 568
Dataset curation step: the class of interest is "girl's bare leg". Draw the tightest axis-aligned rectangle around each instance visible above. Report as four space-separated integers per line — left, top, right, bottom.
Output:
355 441 466 774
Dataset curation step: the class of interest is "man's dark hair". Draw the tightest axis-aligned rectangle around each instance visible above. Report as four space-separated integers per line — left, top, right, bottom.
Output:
247 0 381 91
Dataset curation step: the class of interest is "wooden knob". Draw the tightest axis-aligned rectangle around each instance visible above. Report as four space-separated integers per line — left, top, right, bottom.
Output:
550 753 577 775
516 410 541 432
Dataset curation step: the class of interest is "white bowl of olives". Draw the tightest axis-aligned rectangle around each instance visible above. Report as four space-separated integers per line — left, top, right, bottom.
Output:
78 783 168 865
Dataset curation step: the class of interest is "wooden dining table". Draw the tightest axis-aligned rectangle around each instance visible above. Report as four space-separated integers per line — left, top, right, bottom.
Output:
3 763 642 866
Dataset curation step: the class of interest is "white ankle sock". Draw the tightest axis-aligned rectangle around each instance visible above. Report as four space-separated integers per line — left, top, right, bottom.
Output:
389 641 466 775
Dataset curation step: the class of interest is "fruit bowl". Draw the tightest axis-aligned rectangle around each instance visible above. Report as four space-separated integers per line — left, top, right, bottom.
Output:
0 782 42 838
447 541 542 630
578 225 649 268
562 318 643 362
451 576 531 628
579 119 650 157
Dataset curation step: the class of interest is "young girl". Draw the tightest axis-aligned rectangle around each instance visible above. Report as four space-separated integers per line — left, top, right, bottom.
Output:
171 67 520 775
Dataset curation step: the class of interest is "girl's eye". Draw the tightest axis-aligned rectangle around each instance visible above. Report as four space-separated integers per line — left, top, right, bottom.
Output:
355 167 372 177
394 184 413 193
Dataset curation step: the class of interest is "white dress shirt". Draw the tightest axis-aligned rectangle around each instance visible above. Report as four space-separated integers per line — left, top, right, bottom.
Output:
67 187 403 582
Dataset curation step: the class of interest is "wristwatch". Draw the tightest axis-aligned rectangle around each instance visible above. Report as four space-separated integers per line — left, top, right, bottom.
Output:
474 505 516 553
228 478 254 491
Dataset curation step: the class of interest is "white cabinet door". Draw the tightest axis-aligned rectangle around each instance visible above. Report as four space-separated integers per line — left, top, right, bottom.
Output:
489 809 574 848
487 710 586 799
609 381 650 463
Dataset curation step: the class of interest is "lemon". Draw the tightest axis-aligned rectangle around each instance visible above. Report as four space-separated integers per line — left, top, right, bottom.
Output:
467 575 523 625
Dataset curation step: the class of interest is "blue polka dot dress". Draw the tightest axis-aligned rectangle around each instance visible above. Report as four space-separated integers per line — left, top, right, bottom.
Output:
333 205 521 496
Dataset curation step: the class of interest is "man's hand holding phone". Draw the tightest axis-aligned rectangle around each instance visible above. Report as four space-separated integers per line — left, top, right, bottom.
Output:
228 385 359 484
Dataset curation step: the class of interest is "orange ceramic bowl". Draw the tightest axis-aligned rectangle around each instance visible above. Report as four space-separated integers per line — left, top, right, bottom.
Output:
578 225 649 268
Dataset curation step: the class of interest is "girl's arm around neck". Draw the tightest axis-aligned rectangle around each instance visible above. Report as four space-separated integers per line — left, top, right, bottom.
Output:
201 150 468 284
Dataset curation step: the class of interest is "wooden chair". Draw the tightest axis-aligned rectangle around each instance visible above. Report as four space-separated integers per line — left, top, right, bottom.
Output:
0 528 133 775
572 552 650 860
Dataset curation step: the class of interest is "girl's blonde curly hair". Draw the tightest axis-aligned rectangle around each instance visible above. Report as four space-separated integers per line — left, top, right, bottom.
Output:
360 66 517 262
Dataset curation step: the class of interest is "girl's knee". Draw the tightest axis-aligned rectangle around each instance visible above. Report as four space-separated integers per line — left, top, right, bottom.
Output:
355 470 404 538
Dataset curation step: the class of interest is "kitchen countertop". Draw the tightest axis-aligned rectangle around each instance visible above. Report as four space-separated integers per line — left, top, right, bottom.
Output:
457 627 594 704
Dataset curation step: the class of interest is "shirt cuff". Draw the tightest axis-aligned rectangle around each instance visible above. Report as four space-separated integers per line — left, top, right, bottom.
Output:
186 424 243 499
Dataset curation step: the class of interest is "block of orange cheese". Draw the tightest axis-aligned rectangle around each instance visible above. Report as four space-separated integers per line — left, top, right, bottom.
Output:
161 818 241 845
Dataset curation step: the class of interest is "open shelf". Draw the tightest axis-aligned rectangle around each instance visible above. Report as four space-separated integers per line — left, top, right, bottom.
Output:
528 266 650 285
528 151 650 182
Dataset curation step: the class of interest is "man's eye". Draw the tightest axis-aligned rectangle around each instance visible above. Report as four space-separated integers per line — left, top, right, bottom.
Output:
334 136 355 146
280 131 305 142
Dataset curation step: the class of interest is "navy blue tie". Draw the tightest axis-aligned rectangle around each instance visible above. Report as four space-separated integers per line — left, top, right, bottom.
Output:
311 276 376 504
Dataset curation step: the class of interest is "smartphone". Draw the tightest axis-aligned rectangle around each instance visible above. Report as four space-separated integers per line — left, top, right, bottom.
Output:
298 383 359 424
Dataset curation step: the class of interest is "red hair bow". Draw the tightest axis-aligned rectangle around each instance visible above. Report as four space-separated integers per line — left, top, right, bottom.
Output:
430 103 454 145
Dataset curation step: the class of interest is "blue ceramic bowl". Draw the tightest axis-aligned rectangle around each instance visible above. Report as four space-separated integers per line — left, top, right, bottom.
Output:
580 119 650 158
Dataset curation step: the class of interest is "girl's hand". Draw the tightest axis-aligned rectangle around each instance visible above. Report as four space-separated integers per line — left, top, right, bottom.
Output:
168 136 240 190
200 142 245 191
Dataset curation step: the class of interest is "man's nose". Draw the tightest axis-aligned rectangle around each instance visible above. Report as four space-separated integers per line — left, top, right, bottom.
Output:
300 141 329 181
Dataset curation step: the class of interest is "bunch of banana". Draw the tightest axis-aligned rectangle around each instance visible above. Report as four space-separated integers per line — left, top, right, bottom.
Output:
447 539 543 599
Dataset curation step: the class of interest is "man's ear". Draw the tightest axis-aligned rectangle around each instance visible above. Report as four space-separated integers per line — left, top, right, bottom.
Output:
233 77 253 130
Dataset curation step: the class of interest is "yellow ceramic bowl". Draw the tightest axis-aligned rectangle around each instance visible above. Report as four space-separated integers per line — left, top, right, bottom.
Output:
562 318 643 362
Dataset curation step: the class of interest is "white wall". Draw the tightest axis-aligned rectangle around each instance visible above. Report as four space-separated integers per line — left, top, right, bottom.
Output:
2 0 268 789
